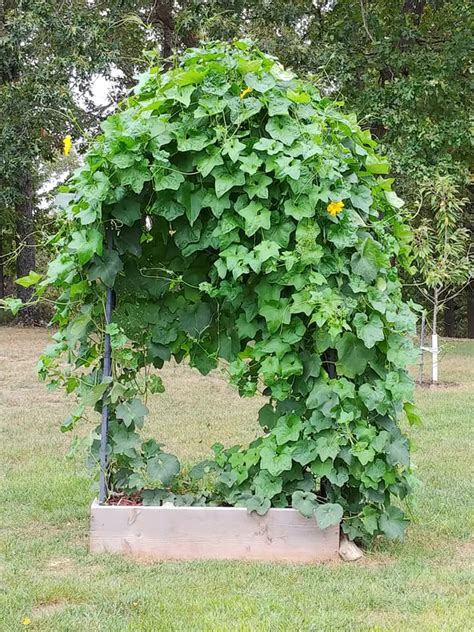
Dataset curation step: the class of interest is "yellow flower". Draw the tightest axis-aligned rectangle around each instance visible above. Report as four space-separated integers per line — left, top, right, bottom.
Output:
63 135 72 157
21 617 31 626
239 86 253 99
327 200 345 217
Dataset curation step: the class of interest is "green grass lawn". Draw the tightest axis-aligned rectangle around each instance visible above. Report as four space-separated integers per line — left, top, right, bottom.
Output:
1 328 473 631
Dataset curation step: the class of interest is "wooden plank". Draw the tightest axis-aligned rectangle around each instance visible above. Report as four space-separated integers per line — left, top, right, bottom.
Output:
90 501 339 562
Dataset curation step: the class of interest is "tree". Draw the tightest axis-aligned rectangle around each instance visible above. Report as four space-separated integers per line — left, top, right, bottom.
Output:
412 175 472 380
0 0 148 321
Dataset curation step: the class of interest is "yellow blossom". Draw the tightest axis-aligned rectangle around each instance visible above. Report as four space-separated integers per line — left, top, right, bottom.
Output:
239 86 253 99
327 200 345 217
21 617 31 626
63 135 72 157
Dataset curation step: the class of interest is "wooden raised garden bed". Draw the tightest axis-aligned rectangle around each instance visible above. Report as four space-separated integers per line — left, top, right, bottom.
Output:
90 501 340 563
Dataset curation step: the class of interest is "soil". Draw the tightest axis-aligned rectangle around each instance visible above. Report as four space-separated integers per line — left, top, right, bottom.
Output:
417 380 459 388
107 492 143 506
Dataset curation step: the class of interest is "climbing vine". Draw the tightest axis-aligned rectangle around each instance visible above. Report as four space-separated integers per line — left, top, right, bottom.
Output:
21 41 420 541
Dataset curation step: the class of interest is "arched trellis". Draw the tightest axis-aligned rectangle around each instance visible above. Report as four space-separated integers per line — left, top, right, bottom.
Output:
35 41 419 541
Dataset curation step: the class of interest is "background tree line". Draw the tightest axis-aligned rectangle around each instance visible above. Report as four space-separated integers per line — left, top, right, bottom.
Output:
1 0 472 335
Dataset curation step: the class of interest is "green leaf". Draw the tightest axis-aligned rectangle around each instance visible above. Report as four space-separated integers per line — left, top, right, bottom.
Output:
306 381 339 414
241 495 271 516
148 374 165 394
180 302 212 337
310 458 333 478
280 353 304 378
353 312 385 348
243 72 276 93
283 196 315 220
115 398 149 427
165 82 196 105
336 333 375 378
314 503 343 529
87 250 123 287
253 470 283 498
0 297 23 316
326 468 349 487
315 436 340 462
265 116 300 146
292 440 319 466
222 137 246 162
253 137 284 155
150 192 185 221
404 401 422 426
195 147 224 177
365 154 389 175
353 444 376 465
118 161 152 194
239 152 262 175
379 506 408 540
111 198 142 226
387 333 419 365
359 383 386 413
237 200 271 236
229 96 263 124
153 167 185 192
260 446 293 476
83 171 110 204
350 238 386 283
386 436 410 467
385 190 404 209
212 165 246 198
188 459 218 480
177 184 207 226
16 270 42 288
142 489 171 506
361 506 379 535
287 88 310 104
259 299 291 333
147 452 181 485
65 310 92 346
258 404 278 430
292 491 317 519
272 414 302 446
177 130 215 152
112 426 141 458
268 96 290 116
80 378 111 407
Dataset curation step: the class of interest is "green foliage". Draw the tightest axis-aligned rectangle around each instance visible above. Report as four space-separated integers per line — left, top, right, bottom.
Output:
412 176 472 333
409 175 472 378
35 42 419 541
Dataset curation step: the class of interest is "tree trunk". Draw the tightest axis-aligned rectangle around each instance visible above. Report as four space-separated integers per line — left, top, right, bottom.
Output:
402 0 427 23
150 0 175 64
467 281 474 339
0 235 4 299
149 0 198 67
15 171 37 323
432 287 439 336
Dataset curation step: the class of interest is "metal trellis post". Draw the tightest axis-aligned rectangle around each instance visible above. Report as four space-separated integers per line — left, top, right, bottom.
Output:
99 229 114 505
